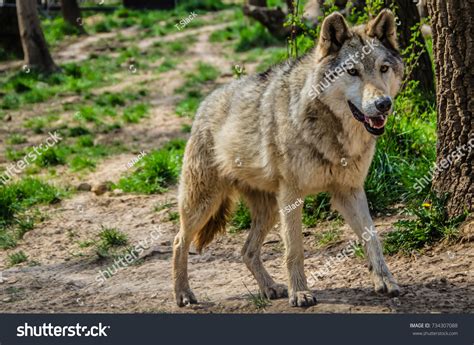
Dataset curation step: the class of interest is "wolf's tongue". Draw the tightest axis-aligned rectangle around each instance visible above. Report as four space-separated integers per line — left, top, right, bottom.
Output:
365 116 386 128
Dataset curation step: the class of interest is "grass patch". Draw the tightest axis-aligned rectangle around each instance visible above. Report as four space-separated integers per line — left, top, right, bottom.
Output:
174 63 220 118
209 11 281 52
302 193 338 228
115 139 186 194
7 250 28 266
384 193 467 255
230 201 252 233
7 134 27 145
156 59 177 73
178 62 220 93
314 226 343 248
0 57 122 110
0 178 65 249
96 226 129 259
123 103 149 123
176 95 201 118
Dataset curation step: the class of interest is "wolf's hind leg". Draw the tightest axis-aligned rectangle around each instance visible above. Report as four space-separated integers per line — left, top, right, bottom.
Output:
331 188 400 296
241 189 288 300
173 137 234 307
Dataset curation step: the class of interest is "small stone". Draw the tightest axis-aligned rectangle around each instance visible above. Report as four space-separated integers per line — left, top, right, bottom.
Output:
77 182 92 192
112 189 124 196
92 182 109 196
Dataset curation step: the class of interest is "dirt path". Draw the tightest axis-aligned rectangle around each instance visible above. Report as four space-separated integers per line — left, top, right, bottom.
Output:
1 13 473 314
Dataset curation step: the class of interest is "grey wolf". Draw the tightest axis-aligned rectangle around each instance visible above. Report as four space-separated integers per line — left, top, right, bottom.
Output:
173 9 404 307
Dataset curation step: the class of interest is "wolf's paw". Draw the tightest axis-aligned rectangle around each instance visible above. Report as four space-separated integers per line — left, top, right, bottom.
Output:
372 271 400 297
289 290 317 307
262 283 288 300
175 289 197 307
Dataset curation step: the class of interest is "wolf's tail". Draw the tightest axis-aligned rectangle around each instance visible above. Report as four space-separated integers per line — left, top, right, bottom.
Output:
193 197 234 253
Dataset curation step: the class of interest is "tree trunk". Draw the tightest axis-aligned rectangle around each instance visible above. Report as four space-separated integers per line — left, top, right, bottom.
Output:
387 0 435 95
60 0 86 34
0 0 23 59
246 0 267 6
17 0 59 73
428 0 473 217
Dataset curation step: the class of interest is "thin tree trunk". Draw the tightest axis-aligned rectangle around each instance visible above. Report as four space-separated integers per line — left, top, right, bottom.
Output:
246 0 267 6
0 0 23 58
17 0 59 73
387 0 435 95
428 0 473 217
60 0 86 34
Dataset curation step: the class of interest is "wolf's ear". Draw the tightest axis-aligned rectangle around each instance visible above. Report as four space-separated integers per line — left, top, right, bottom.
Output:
366 9 399 52
318 12 352 57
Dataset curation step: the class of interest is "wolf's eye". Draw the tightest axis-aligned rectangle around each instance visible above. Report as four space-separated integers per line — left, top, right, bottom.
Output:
347 68 359 76
380 65 389 73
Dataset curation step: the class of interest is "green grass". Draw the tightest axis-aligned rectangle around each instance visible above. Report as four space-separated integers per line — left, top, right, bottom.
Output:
178 62 220 93
236 22 280 52
167 211 180 223
175 63 220 118
7 251 28 266
0 178 66 249
384 193 468 255
209 11 281 52
314 226 343 248
176 96 201 118
230 201 252 233
0 57 122 110
95 226 129 259
181 124 192 133
7 134 27 145
156 59 177 73
302 193 338 228
115 139 186 194
42 16 84 47
123 103 149 123
6 134 122 173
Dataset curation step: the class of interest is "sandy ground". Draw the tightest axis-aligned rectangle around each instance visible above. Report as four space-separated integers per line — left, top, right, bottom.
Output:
0 11 473 314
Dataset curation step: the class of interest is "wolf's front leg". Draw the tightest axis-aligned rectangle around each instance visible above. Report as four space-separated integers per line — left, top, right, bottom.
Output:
332 188 400 296
278 188 317 307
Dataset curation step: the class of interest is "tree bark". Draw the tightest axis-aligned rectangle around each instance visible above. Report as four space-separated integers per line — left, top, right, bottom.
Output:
60 0 86 34
242 4 293 39
428 0 473 217
246 0 267 6
17 0 59 73
387 0 435 95
0 0 23 59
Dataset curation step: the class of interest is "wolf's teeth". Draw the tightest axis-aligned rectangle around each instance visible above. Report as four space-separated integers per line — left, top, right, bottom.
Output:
368 119 374 127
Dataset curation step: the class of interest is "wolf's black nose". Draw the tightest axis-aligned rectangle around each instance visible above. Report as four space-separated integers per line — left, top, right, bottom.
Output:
375 97 392 112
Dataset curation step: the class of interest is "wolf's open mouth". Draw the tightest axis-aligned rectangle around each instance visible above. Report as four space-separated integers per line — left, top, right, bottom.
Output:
348 101 387 136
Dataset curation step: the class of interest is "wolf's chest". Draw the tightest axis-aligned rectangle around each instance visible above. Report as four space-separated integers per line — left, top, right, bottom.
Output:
296 146 375 193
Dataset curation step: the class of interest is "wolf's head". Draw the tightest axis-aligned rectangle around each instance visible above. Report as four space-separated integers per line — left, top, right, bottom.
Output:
310 10 404 136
